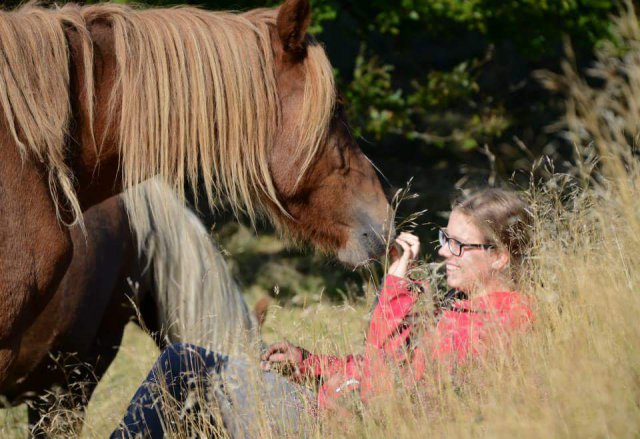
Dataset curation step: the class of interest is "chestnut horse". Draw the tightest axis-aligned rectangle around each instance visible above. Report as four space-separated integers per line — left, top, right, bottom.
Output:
0 0 391 391
2 180 260 435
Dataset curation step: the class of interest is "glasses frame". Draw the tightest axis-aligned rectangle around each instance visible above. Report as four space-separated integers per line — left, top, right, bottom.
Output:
438 228 496 257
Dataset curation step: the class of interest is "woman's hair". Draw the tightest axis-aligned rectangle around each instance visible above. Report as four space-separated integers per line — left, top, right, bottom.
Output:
454 188 533 268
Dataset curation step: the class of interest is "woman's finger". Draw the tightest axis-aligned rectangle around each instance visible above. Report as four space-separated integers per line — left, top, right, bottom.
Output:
395 239 410 258
391 238 408 260
398 232 418 242
394 235 411 247
409 241 420 259
261 341 289 360
267 353 289 363
398 241 412 266
260 360 271 371
399 233 420 259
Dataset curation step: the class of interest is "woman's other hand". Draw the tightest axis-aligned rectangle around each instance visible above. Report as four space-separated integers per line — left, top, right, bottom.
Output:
388 232 420 279
260 341 304 377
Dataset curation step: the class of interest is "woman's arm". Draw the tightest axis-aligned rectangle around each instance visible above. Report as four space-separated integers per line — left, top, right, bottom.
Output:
367 233 422 354
261 340 362 381
262 234 422 383
365 274 420 355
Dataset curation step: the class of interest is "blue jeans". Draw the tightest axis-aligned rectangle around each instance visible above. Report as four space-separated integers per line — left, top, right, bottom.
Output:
110 343 314 438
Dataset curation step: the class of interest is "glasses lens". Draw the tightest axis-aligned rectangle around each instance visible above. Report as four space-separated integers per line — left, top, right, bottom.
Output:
440 229 461 256
449 238 462 256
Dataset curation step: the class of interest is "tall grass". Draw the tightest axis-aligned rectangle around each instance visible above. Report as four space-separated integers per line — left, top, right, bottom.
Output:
325 5 640 437
294 5 640 436
3 5 640 438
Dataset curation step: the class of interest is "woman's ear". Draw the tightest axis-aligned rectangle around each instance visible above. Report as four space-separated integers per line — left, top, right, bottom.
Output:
491 249 510 272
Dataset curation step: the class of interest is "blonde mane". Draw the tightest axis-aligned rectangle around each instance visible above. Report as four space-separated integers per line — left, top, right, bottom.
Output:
0 4 92 226
0 3 335 232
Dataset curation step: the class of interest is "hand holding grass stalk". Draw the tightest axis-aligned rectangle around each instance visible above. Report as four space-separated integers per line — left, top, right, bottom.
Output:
388 232 421 278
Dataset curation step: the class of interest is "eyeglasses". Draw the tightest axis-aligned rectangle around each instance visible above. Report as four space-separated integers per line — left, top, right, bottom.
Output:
438 229 496 257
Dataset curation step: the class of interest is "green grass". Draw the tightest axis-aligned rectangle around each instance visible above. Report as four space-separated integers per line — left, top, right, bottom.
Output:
81 324 159 438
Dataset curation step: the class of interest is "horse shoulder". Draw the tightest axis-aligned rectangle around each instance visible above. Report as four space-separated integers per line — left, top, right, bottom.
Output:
0 127 73 386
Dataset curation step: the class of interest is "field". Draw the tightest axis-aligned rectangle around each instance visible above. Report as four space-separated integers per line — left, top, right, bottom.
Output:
3 6 640 439
0 302 370 437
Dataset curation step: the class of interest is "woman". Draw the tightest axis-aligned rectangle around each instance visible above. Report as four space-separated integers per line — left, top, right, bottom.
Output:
263 187 534 408
111 188 534 437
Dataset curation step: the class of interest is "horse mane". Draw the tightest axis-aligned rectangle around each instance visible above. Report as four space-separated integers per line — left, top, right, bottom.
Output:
0 4 92 226
125 179 259 355
85 4 335 233
0 3 335 232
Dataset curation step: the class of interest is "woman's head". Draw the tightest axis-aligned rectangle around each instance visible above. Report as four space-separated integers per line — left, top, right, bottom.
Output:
437 188 532 295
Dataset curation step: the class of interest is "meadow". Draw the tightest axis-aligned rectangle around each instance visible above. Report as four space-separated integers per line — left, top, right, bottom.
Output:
2 6 640 439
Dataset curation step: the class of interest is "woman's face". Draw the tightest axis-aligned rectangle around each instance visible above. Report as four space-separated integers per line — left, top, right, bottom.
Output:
438 210 508 294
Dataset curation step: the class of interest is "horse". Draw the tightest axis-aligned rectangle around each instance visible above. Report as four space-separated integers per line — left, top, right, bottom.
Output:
1 180 261 436
0 0 392 389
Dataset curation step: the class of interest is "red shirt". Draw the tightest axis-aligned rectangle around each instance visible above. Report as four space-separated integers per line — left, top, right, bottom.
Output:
297 275 534 409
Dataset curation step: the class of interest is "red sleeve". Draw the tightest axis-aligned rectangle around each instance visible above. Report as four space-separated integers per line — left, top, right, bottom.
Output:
298 275 421 385
365 275 420 355
358 275 424 400
298 353 362 379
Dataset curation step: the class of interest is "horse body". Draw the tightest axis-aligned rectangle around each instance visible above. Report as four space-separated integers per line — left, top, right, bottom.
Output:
0 0 391 389
2 181 258 434
3 195 137 403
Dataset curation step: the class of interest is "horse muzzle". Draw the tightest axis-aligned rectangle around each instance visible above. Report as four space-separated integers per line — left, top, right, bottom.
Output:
337 216 396 267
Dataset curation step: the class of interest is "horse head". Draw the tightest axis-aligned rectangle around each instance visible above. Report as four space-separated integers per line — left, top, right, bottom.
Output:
62 2 393 267
255 0 394 266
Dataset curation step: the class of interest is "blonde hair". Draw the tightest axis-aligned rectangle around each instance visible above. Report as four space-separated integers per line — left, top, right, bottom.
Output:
84 4 335 235
124 179 258 355
0 4 91 226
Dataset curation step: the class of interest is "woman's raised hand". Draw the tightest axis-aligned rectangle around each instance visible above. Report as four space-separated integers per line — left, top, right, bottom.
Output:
388 232 420 279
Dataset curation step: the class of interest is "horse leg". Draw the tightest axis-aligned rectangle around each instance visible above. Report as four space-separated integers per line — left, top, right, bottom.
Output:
26 399 48 439
25 380 97 438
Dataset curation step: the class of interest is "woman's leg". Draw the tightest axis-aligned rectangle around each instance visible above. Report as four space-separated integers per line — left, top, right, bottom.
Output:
111 343 315 438
110 342 229 438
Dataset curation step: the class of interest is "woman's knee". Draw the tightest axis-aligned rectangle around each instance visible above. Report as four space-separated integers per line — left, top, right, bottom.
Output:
157 343 227 377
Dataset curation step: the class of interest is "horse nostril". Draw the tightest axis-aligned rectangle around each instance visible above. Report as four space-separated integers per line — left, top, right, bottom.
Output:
362 232 368 237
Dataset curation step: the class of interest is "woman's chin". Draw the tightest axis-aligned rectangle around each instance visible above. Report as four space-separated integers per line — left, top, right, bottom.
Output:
446 282 458 291
446 278 465 292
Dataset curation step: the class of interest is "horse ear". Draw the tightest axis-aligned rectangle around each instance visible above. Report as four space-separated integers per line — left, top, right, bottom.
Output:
276 0 311 60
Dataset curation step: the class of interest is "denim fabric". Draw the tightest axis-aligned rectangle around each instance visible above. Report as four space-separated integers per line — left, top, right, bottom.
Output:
110 343 314 438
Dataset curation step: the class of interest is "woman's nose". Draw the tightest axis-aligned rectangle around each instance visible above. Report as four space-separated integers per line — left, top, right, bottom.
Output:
438 244 450 259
